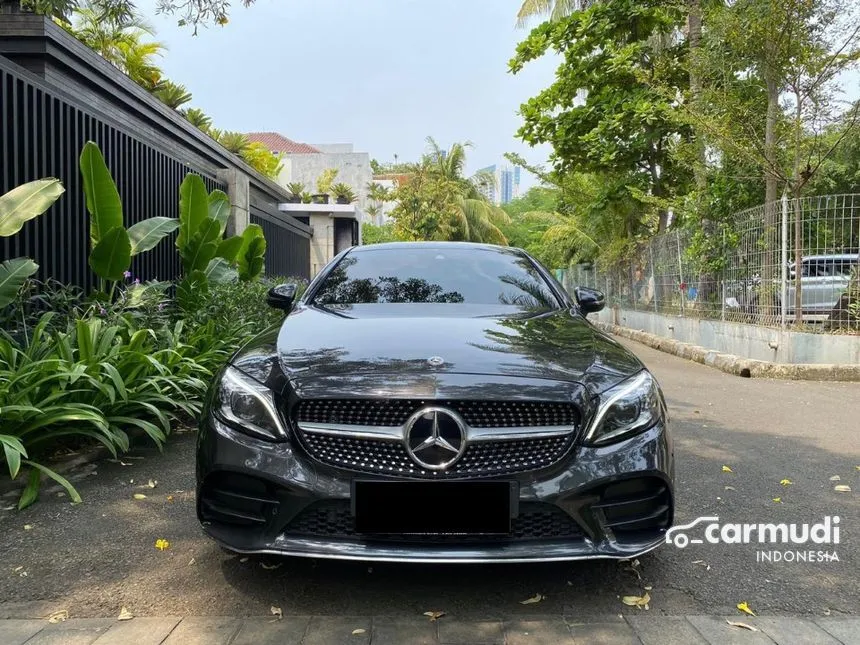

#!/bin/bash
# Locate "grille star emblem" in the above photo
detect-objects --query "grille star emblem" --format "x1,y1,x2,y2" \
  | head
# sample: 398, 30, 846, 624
404, 407, 467, 471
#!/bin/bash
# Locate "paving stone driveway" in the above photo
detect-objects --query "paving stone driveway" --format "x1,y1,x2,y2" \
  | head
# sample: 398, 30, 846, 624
3, 614, 860, 645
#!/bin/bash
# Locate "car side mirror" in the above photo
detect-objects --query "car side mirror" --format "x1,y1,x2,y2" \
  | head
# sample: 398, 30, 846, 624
574, 287, 605, 314
267, 283, 297, 311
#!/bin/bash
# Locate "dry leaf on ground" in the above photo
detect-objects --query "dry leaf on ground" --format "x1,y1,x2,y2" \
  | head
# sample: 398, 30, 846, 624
780, 479, 792, 486
726, 620, 758, 631
722, 465, 733, 473
46, 610, 68, 623
834, 485, 851, 492
23, 524, 33, 530
352, 628, 366, 635
117, 607, 134, 621
148, 479, 157, 488
621, 592, 651, 610
829, 475, 841, 481
423, 611, 445, 621
133, 494, 147, 500
737, 601, 756, 616
772, 498, 782, 503
520, 594, 546, 605
270, 606, 282, 620
154, 539, 170, 551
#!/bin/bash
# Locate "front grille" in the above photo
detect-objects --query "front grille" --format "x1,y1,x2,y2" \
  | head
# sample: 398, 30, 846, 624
297, 399, 578, 428
199, 472, 279, 527
294, 398, 579, 478
300, 432, 574, 479
284, 500, 584, 543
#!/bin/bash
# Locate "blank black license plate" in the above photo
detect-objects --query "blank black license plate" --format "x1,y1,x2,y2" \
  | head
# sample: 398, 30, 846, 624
353, 481, 515, 535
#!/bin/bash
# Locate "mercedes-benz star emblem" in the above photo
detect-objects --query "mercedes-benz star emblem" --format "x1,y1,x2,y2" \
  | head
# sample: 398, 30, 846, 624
404, 407, 467, 471
427, 356, 445, 367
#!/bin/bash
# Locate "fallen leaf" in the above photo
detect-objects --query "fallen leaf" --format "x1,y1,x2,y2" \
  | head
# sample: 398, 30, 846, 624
23, 524, 33, 530
352, 628, 366, 635
56, 492, 65, 498
772, 497, 782, 503
117, 607, 134, 621
644, 585, 653, 591
270, 606, 282, 620
188, 558, 196, 566
19, 570, 28, 577
239, 557, 249, 563
133, 494, 147, 500
722, 465, 733, 473
724, 486, 736, 491
855, 466, 860, 471
567, 580, 573, 586
520, 594, 545, 605
829, 475, 841, 481
834, 485, 851, 493
167, 495, 175, 503
46, 610, 68, 623
154, 539, 170, 551
726, 620, 758, 631
621, 592, 651, 610
694, 410, 700, 414
14, 566, 23, 572
823, 608, 831, 616
780, 479, 792, 486
261, 562, 282, 570
423, 611, 446, 621
148, 479, 157, 489
737, 601, 756, 616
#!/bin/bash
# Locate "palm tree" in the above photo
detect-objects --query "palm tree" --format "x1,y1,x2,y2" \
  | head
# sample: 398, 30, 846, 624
516, 0, 587, 27
154, 81, 192, 109
421, 137, 510, 244
115, 38, 164, 90
182, 107, 212, 132
218, 131, 250, 154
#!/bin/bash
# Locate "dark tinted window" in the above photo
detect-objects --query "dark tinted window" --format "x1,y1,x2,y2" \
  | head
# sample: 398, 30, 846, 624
312, 247, 559, 310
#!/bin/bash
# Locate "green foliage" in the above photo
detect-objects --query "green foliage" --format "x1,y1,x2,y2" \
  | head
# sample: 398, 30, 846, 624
80, 142, 177, 284
390, 138, 509, 244
510, 0, 690, 233
286, 182, 306, 198
218, 131, 250, 155
361, 223, 400, 245
0, 179, 65, 238
0, 179, 65, 308
316, 168, 339, 195
182, 107, 212, 132
330, 182, 357, 203
236, 224, 266, 281
154, 80, 193, 109
240, 142, 283, 179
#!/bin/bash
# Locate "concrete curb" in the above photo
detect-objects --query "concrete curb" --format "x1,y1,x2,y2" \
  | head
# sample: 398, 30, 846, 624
594, 322, 860, 382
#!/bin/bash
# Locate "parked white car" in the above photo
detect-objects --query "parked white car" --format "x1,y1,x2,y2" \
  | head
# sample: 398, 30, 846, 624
784, 253, 859, 319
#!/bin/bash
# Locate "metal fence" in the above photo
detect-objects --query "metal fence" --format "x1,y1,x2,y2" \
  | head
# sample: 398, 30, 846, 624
1, 14, 311, 287
558, 194, 860, 333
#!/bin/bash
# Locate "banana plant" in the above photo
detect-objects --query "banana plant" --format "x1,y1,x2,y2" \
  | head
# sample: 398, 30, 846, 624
237, 224, 267, 281
0, 179, 65, 308
176, 173, 250, 287
79, 141, 179, 286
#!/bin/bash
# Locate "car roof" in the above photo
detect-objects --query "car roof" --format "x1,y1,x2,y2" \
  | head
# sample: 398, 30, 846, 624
799, 254, 859, 261
351, 241, 519, 253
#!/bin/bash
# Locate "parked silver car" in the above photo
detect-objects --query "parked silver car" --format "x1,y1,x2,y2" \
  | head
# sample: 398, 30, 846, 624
785, 254, 859, 318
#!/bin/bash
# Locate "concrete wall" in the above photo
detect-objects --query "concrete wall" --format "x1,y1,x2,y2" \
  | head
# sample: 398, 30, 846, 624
277, 151, 372, 211
308, 213, 335, 278
593, 307, 860, 365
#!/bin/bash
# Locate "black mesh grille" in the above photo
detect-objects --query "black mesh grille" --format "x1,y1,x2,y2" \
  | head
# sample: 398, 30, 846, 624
285, 500, 584, 542
300, 432, 574, 479
297, 399, 578, 428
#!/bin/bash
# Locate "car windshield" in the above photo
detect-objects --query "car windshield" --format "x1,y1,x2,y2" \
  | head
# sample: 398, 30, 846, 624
311, 247, 560, 311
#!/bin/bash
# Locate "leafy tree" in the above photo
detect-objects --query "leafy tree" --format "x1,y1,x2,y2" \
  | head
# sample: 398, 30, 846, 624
361, 222, 399, 245
239, 142, 283, 179
516, 0, 582, 27
390, 139, 510, 244
510, 0, 691, 233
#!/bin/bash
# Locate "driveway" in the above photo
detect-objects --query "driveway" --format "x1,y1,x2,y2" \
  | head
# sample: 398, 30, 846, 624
1, 339, 857, 622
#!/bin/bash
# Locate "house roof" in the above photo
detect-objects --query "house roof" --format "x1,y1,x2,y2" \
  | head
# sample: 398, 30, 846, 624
245, 132, 321, 154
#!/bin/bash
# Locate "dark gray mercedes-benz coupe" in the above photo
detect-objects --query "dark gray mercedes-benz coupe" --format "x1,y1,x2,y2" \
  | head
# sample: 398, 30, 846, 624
196, 242, 674, 562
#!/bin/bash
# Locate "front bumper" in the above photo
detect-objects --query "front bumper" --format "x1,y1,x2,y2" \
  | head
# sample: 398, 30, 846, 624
196, 417, 674, 563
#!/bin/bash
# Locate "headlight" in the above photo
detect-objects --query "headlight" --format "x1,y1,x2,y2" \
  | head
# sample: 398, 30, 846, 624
584, 371, 664, 445
214, 366, 287, 441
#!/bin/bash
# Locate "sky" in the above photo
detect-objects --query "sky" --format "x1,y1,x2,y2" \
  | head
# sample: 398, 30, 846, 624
137, 0, 558, 190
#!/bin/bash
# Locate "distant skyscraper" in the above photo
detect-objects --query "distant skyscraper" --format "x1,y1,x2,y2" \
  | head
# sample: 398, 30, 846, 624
474, 163, 521, 206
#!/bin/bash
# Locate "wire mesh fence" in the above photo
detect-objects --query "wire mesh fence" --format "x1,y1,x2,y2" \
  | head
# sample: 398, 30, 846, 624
557, 194, 860, 333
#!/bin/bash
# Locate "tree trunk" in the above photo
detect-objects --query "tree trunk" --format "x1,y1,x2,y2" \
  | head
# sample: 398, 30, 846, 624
760, 73, 780, 320
792, 91, 804, 325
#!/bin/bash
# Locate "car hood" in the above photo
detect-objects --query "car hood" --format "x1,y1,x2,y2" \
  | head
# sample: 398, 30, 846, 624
231, 303, 643, 397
